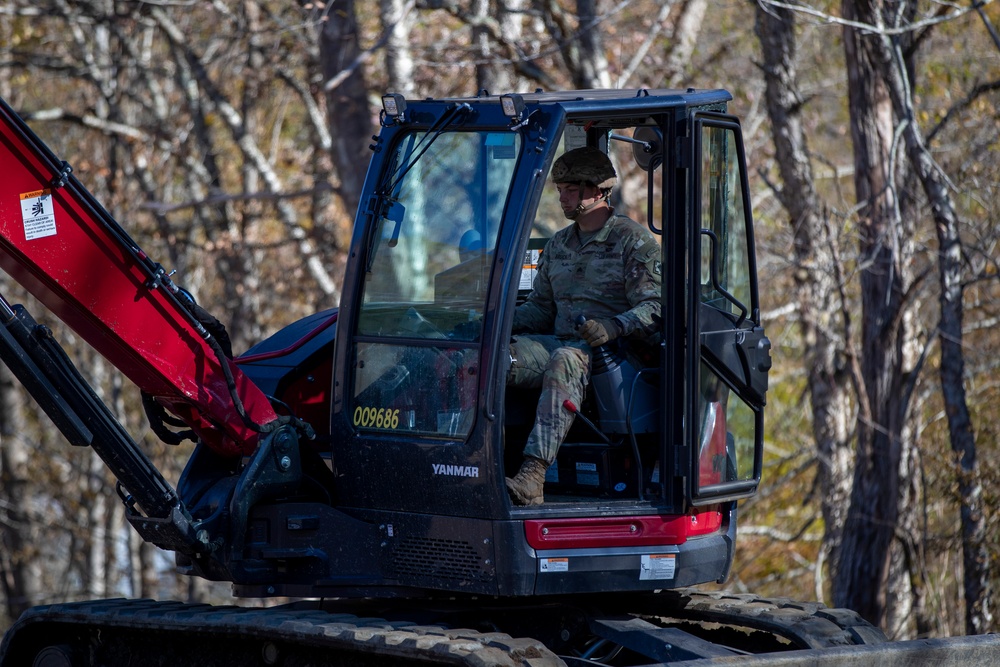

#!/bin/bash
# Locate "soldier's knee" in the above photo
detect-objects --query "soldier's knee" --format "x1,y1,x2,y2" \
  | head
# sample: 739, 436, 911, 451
548, 346, 589, 372
542, 347, 589, 390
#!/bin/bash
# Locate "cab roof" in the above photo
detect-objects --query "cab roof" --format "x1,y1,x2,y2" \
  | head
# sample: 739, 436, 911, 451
391, 88, 733, 130
412, 87, 733, 109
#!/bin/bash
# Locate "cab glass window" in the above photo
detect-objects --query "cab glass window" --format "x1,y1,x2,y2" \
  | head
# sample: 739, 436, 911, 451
699, 126, 751, 317
694, 121, 760, 498
353, 130, 519, 438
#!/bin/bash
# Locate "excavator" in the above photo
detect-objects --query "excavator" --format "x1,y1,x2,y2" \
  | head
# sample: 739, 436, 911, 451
0, 88, 997, 666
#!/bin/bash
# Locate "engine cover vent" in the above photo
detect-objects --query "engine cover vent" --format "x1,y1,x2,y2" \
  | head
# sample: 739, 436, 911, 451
389, 537, 488, 581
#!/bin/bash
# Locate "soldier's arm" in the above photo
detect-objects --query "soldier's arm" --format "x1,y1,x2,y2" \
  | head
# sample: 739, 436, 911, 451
615, 234, 662, 336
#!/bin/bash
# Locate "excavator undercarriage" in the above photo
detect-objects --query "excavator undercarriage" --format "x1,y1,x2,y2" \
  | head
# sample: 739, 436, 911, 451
3, 590, 888, 666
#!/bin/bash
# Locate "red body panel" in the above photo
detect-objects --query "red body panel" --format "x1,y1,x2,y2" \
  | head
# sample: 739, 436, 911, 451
0, 103, 276, 456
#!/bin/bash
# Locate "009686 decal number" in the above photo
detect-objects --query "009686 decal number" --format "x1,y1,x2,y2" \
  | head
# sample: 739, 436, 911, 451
354, 406, 400, 429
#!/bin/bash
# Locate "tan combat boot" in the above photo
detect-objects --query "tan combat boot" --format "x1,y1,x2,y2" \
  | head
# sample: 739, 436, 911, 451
506, 457, 549, 506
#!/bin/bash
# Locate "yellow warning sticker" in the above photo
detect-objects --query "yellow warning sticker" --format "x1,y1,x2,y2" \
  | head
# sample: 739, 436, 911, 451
20, 189, 56, 240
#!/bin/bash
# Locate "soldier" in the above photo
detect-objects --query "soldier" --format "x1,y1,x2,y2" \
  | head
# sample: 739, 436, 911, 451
506, 146, 662, 505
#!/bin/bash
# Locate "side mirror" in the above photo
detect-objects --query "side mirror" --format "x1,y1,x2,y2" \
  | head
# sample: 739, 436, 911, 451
632, 126, 663, 172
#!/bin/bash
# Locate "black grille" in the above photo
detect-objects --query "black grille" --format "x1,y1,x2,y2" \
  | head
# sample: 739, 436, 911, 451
389, 537, 487, 580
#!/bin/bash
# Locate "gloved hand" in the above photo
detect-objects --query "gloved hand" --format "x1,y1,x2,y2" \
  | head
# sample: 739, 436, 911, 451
578, 318, 621, 347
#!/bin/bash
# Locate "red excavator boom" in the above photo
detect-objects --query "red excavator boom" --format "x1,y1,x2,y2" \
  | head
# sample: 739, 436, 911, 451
0, 97, 275, 456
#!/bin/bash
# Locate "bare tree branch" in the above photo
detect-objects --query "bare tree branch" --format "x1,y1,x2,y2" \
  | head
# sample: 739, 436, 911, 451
758, 0, 991, 36
152, 6, 338, 297
141, 183, 334, 215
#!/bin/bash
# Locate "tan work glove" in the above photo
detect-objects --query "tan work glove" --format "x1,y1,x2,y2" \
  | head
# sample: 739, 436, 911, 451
578, 318, 622, 347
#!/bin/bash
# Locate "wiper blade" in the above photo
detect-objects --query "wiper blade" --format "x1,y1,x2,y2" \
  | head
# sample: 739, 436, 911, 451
365, 102, 473, 274
365, 198, 405, 273
382, 102, 472, 195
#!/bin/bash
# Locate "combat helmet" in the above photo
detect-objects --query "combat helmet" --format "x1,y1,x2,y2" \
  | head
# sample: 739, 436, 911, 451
550, 147, 617, 190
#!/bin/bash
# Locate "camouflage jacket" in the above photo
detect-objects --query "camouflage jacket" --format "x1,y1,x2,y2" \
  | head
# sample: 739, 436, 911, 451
513, 213, 662, 340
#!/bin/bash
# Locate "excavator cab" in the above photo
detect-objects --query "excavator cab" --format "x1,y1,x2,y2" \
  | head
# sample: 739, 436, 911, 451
232, 89, 770, 598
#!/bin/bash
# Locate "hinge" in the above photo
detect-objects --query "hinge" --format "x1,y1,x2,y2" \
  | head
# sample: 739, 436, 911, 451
51, 160, 73, 189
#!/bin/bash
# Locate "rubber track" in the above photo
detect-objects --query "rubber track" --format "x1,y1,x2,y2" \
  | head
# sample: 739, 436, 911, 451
3, 598, 566, 667
650, 588, 889, 649
4, 593, 888, 666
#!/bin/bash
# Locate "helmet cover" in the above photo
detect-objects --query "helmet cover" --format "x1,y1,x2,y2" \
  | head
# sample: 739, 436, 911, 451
550, 146, 617, 190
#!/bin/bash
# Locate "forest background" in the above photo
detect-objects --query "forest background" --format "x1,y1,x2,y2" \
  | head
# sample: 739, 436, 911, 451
0, 0, 998, 642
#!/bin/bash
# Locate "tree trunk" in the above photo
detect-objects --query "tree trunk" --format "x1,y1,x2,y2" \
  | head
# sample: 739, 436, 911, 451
754, 1, 856, 589
834, 0, 908, 630
861, 2, 992, 634
221, 0, 266, 349
665, 0, 708, 88
0, 361, 37, 622
472, 0, 514, 94
574, 0, 610, 88
381, 0, 416, 97
497, 0, 528, 91
535, 0, 611, 89
320, 0, 373, 223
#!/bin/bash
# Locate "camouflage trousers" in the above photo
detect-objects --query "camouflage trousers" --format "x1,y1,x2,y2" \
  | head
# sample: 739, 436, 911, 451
508, 334, 591, 464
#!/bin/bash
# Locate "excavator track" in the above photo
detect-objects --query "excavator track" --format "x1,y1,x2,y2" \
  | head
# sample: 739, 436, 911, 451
1, 598, 564, 667
647, 588, 889, 648
549, 588, 887, 662
1, 591, 883, 667
7, 592, 1000, 666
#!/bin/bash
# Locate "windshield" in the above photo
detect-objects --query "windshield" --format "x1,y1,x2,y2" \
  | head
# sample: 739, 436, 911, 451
352, 129, 520, 438
361, 130, 518, 326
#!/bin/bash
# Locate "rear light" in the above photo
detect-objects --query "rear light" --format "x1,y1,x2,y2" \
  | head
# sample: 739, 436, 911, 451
524, 508, 723, 550
687, 508, 723, 536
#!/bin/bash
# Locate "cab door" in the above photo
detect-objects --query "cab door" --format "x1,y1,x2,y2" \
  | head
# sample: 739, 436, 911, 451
333, 125, 523, 517
689, 113, 770, 504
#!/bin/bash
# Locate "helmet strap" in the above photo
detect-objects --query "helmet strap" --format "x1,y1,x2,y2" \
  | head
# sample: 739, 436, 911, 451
573, 198, 604, 218
561, 182, 612, 220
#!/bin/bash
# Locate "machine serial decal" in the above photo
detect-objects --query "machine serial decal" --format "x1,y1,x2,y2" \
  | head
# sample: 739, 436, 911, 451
353, 406, 400, 429
432, 464, 479, 477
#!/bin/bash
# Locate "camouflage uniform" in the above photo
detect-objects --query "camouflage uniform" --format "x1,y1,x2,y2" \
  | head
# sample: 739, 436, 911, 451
510, 213, 662, 464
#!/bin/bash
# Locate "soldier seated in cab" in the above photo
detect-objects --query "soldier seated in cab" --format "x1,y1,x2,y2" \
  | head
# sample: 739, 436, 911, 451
506, 147, 662, 505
